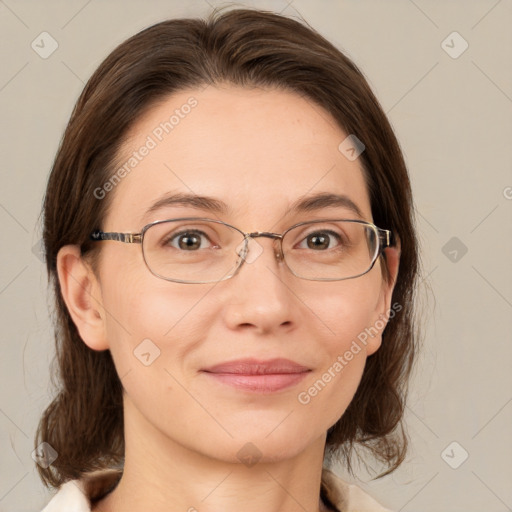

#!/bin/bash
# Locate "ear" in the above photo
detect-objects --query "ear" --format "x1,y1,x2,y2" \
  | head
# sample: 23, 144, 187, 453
56, 245, 109, 351
366, 245, 401, 356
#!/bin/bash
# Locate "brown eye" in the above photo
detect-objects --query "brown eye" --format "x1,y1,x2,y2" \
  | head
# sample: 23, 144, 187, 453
300, 231, 342, 250
307, 233, 329, 250
166, 230, 210, 250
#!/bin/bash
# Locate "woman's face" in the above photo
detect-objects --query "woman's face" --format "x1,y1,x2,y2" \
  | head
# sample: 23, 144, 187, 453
75, 85, 398, 463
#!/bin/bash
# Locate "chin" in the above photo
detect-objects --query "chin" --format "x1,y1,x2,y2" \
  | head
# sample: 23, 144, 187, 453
197, 429, 316, 465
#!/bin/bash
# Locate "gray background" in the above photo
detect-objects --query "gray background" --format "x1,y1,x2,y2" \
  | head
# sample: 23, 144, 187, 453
1, 0, 511, 510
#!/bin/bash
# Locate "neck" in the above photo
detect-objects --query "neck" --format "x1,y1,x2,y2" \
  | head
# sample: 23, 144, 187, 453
94, 395, 331, 512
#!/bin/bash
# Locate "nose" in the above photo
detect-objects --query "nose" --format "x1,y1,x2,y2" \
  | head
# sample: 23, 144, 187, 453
220, 236, 295, 334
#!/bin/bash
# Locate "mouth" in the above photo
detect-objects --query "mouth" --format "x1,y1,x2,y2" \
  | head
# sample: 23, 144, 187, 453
201, 358, 311, 393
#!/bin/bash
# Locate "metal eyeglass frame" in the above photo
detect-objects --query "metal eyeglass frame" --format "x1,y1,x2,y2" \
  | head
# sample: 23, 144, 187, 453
89, 217, 395, 284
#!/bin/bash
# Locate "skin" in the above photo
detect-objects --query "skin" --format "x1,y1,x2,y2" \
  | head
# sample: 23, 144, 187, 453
57, 85, 399, 512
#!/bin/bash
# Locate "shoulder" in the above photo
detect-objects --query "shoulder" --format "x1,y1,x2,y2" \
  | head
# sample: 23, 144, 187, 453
40, 479, 89, 512
321, 467, 394, 512
40, 469, 122, 512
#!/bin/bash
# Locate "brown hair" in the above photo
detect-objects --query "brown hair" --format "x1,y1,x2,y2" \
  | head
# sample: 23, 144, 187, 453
36, 6, 419, 487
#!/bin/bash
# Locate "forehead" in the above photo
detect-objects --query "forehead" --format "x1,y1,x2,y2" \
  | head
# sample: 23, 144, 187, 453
105, 85, 371, 229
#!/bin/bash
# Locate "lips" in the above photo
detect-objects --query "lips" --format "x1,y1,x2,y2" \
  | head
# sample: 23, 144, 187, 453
202, 357, 311, 375
201, 358, 312, 393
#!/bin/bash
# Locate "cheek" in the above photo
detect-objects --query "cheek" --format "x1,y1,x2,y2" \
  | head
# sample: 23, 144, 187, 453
100, 265, 220, 378
99, 276, 222, 431
293, 276, 383, 425
297, 353, 366, 430
305, 274, 382, 352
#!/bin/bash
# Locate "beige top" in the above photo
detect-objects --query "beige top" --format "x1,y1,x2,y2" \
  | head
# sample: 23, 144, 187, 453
41, 467, 393, 512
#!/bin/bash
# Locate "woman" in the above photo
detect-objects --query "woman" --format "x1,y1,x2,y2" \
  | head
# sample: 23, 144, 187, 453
36, 7, 419, 512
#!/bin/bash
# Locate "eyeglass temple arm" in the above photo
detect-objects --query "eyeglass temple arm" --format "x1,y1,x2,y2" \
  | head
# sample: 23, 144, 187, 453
377, 228, 395, 250
90, 230, 142, 244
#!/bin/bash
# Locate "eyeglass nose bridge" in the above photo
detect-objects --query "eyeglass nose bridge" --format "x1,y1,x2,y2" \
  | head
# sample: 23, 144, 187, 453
242, 231, 285, 263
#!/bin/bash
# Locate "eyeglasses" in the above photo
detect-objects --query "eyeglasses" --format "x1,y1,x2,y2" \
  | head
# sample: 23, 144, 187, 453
90, 218, 394, 284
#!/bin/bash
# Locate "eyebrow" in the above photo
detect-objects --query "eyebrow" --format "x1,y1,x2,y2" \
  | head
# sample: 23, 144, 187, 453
288, 192, 364, 219
141, 191, 364, 223
142, 192, 229, 223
